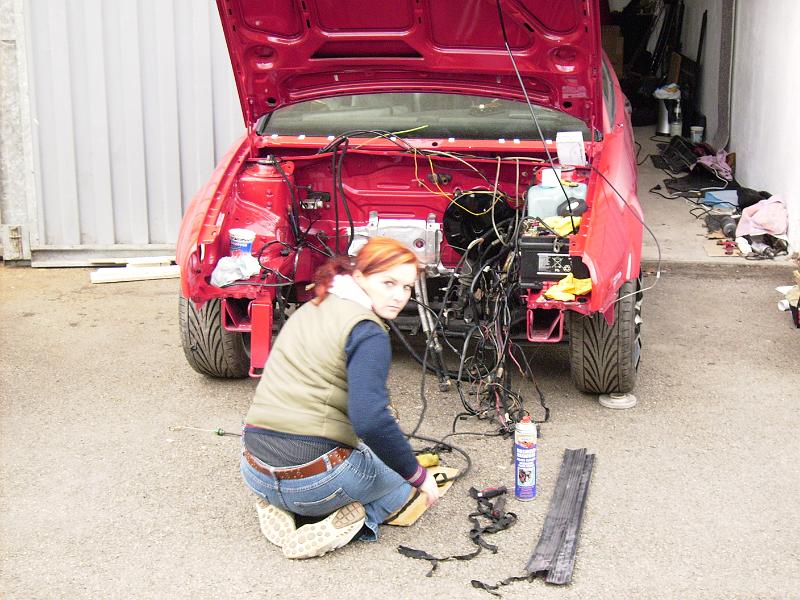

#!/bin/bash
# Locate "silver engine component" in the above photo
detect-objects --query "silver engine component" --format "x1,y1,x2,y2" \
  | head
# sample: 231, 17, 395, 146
349, 211, 442, 268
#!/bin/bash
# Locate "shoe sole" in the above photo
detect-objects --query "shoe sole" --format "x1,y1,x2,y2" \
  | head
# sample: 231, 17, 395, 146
282, 502, 366, 560
255, 499, 296, 548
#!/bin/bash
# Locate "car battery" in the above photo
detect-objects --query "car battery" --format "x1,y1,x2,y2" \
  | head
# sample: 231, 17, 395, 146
519, 234, 589, 287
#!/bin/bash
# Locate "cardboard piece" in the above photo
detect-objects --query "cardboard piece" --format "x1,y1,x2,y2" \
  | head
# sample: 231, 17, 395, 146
601, 25, 624, 76
384, 466, 459, 527
667, 52, 682, 85
90, 264, 181, 283
703, 239, 740, 257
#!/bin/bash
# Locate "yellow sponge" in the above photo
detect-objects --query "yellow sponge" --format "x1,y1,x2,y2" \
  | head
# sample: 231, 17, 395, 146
416, 453, 440, 468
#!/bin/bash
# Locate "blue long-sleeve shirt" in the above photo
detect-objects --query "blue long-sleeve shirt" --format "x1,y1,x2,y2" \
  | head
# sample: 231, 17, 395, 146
345, 320, 422, 482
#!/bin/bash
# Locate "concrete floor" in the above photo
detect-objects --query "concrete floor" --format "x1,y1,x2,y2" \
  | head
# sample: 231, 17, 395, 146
1, 129, 799, 599
635, 127, 795, 268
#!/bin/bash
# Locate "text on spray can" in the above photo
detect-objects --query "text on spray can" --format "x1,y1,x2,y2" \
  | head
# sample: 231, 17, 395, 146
514, 416, 537, 501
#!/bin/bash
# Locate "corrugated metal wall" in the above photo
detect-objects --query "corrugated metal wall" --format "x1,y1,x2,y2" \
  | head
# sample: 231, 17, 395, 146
24, 0, 242, 262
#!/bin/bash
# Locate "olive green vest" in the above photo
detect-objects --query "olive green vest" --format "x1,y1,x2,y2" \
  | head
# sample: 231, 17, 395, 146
246, 294, 386, 447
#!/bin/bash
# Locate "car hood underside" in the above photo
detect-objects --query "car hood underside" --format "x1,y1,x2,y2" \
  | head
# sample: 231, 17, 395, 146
217, 0, 604, 132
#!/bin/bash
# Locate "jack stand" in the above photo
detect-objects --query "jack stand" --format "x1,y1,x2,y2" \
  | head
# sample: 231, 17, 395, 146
414, 275, 451, 391
598, 393, 637, 409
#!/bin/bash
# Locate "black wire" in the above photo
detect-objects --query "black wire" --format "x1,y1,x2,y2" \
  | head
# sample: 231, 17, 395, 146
303, 239, 334, 258
414, 316, 458, 358
408, 242, 478, 437
649, 186, 681, 200
387, 320, 466, 380
407, 297, 462, 355
317, 129, 415, 154
442, 430, 505, 442
508, 343, 550, 424
406, 432, 472, 481
272, 160, 303, 242
259, 266, 293, 283
330, 144, 341, 254
495, 0, 576, 233
314, 232, 335, 257
334, 138, 356, 254
455, 325, 485, 416
254, 239, 294, 262
591, 164, 663, 299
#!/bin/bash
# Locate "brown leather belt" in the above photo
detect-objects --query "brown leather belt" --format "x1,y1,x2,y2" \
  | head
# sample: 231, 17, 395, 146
243, 447, 352, 481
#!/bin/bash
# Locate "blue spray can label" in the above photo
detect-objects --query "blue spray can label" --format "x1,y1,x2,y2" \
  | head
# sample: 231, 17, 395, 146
514, 416, 537, 501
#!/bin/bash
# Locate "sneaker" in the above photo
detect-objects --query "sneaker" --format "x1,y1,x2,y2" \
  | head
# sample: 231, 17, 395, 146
282, 502, 366, 559
255, 498, 296, 548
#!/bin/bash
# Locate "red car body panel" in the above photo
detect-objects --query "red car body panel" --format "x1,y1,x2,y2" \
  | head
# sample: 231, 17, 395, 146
217, 0, 603, 132
579, 62, 641, 315
177, 134, 250, 299
177, 0, 642, 375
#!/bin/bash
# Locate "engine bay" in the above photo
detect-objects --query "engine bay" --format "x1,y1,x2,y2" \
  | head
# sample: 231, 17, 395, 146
181, 134, 612, 386
195, 141, 594, 291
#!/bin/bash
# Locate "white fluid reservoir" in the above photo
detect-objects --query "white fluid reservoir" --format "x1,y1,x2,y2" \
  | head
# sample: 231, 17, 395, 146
540, 167, 561, 187
526, 183, 587, 219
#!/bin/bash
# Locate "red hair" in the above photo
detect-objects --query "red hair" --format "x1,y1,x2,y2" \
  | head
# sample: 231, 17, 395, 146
312, 237, 419, 303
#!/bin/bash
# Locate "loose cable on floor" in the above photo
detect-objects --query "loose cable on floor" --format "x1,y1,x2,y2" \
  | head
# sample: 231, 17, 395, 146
169, 425, 241, 437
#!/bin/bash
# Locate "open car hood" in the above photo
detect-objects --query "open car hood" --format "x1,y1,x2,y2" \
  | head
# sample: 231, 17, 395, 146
217, 0, 604, 134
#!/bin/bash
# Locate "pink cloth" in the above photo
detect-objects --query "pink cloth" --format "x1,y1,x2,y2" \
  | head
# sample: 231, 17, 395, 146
696, 150, 733, 180
736, 196, 788, 237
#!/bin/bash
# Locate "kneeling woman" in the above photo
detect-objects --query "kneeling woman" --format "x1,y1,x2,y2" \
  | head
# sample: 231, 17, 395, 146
240, 237, 440, 559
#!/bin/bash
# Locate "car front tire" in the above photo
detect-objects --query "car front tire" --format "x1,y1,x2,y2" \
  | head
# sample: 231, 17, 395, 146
179, 296, 250, 378
568, 277, 642, 394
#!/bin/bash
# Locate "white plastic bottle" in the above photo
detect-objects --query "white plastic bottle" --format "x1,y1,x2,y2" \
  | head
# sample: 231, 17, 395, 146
670, 102, 683, 137
514, 416, 537, 501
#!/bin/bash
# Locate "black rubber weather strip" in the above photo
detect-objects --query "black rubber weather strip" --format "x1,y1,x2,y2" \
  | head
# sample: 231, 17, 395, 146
526, 448, 586, 574
525, 448, 595, 585
545, 453, 595, 585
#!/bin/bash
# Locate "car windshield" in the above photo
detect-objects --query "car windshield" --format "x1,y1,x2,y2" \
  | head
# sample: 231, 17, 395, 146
259, 92, 590, 141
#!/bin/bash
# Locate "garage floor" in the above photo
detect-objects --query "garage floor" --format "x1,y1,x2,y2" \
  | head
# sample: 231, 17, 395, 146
1, 131, 799, 599
635, 127, 795, 268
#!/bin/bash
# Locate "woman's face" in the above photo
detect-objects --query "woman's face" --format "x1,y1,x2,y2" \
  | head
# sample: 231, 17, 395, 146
354, 262, 418, 320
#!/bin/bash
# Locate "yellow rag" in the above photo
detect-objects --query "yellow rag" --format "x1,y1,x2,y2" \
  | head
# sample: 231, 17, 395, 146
542, 216, 582, 237
543, 273, 593, 301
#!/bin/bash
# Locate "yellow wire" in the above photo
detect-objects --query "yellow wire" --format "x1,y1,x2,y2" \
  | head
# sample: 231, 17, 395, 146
427, 154, 449, 197
411, 148, 507, 217
384, 143, 547, 218
352, 125, 430, 149
412, 148, 451, 199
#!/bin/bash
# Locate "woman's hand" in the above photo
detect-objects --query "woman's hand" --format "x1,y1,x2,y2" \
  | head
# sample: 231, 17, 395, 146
418, 470, 441, 506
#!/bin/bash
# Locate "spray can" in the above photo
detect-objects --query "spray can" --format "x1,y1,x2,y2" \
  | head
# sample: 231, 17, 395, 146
514, 416, 537, 500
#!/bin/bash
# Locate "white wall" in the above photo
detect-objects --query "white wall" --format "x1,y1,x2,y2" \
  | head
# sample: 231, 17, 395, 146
730, 0, 800, 252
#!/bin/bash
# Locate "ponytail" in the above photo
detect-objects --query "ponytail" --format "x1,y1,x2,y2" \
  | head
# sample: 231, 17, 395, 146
311, 256, 354, 303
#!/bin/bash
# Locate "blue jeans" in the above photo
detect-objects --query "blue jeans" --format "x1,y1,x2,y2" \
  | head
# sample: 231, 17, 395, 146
241, 442, 412, 541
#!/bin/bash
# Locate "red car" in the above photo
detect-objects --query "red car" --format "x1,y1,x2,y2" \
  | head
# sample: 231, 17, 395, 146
177, 0, 643, 395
